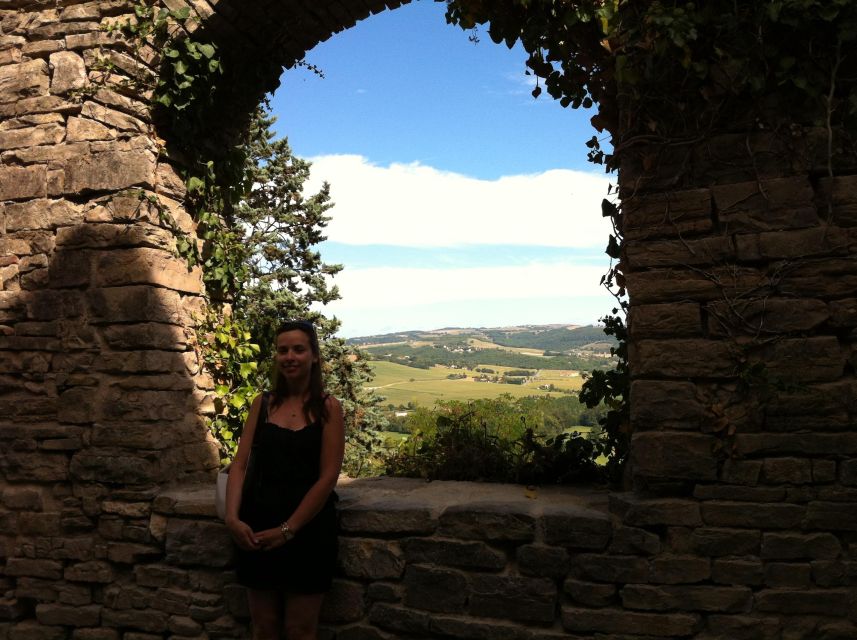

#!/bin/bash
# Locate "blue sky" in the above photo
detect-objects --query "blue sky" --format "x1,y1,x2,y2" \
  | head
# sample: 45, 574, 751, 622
269, 0, 615, 337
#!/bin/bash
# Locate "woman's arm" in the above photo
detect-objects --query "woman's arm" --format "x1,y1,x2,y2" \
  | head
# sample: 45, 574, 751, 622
254, 396, 345, 550
224, 394, 264, 551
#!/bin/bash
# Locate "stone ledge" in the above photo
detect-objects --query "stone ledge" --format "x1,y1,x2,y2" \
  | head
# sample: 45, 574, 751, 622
155, 476, 611, 526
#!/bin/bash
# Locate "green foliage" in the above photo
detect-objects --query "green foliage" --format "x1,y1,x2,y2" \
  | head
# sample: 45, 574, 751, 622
384, 397, 604, 484
119, 3, 385, 467
365, 342, 609, 371
484, 325, 617, 351
196, 312, 260, 460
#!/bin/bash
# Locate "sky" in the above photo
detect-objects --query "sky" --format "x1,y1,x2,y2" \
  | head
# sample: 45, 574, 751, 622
269, 0, 616, 338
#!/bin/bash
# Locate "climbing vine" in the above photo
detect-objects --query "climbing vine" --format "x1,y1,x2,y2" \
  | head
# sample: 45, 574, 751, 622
445, 0, 857, 480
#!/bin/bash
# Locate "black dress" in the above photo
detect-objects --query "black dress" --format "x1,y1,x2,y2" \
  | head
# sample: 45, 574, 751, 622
236, 395, 338, 593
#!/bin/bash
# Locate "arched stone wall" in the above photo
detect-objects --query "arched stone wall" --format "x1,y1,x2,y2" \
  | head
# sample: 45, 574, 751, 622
2, 1, 856, 638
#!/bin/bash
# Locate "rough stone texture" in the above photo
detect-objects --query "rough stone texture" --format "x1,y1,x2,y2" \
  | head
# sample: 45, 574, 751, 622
3, 2, 856, 639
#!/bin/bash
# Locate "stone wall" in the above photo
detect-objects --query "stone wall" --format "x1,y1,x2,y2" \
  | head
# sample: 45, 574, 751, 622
2, 1, 857, 639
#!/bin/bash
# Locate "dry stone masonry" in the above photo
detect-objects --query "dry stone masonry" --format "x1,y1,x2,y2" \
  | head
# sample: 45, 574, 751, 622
2, 1, 856, 639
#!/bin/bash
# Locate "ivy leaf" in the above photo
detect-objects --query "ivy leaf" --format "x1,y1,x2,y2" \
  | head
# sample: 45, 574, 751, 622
186, 176, 205, 194
601, 198, 618, 217
605, 234, 621, 259
198, 43, 216, 59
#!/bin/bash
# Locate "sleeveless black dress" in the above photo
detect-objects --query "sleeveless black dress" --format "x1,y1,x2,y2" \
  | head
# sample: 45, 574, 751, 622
235, 395, 338, 593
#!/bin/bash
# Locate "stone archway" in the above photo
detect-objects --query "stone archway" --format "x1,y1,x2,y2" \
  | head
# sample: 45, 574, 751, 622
2, 1, 856, 638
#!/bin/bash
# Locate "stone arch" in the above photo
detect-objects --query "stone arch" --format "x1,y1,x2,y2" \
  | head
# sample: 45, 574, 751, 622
2, 1, 856, 638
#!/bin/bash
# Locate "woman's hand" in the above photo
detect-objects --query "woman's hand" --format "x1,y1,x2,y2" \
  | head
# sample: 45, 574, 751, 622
226, 518, 260, 551
254, 526, 290, 551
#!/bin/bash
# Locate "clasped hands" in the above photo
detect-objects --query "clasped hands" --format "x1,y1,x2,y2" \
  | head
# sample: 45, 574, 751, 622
226, 518, 290, 551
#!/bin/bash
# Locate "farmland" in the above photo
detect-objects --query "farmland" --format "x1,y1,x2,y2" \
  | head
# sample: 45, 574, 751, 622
368, 360, 584, 408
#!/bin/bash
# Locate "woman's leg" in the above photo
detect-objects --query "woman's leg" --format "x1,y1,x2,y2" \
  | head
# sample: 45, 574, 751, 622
282, 592, 325, 640
247, 588, 282, 640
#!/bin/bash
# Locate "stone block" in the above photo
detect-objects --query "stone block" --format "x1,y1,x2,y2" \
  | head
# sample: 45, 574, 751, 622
630, 339, 736, 378
49, 51, 87, 94
626, 266, 767, 305
609, 525, 661, 555
0, 451, 68, 482
516, 544, 569, 579
829, 298, 857, 327
2, 486, 44, 510
8, 621, 66, 640
101, 608, 169, 633
778, 258, 857, 298
35, 604, 101, 627
809, 459, 836, 484
365, 582, 400, 604
805, 501, 857, 531
438, 503, 535, 542
70, 449, 163, 484
562, 577, 616, 607
711, 559, 765, 590
167, 615, 203, 636
403, 565, 467, 613
0, 59, 49, 104
737, 433, 857, 458
701, 502, 804, 529
368, 603, 431, 635
631, 432, 718, 481
106, 542, 161, 564
0, 165, 47, 200
626, 236, 734, 270
620, 584, 752, 613
0, 123, 65, 151
87, 286, 185, 325
55, 222, 174, 251
64, 149, 155, 194
698, 614, 782, 640
570, 553, 649, 583
561, 606, 702, 636
428, 615, 533, 640
64, 561, 112, 584
628, 302, 702, 339
761, 532, 842, 560
611, 494, 703, 527
707, 297, 829, 336
818, 175, 857, 226
134, 564, 189, 589
763, 562, 812, 587
6, 558, 62, 581
649, 555, 711, 584
401, 537, 505, 571
712, 177, 817, 232
164, 519, 233, 568
630, 380, 707, 431
67, 116, 114, 142
469, 575, 556, 623
691, 528, 760, 557
338, 538, 404, 580
720, 460, 762, 485
541, 505, 611, 549
840, 459, 857, 486
18, 512, 61, 536
749, 336, 845, 383
622, 188, 712, 240
760, 457, 813, 484
94, 247, 202, 293
755, 588, 851, 616
102, 323, 189, 351
80, 102, 146, 133
320, 580, 364, 624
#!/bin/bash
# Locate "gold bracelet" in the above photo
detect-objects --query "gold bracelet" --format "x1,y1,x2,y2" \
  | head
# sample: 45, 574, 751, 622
280, 521, 294, 542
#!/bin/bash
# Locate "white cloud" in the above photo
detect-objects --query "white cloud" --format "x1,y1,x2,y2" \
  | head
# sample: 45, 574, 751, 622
304, 155, 613, 248
328, 262, 607, 309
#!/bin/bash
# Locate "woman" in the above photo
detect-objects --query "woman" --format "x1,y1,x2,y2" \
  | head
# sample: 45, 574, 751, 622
225, 320, 345, 640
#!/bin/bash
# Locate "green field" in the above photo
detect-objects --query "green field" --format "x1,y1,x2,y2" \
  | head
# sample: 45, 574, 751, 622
368, 361, 584, 408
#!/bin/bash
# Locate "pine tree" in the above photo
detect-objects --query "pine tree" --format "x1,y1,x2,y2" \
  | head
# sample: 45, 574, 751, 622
222, 103, 387, 474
